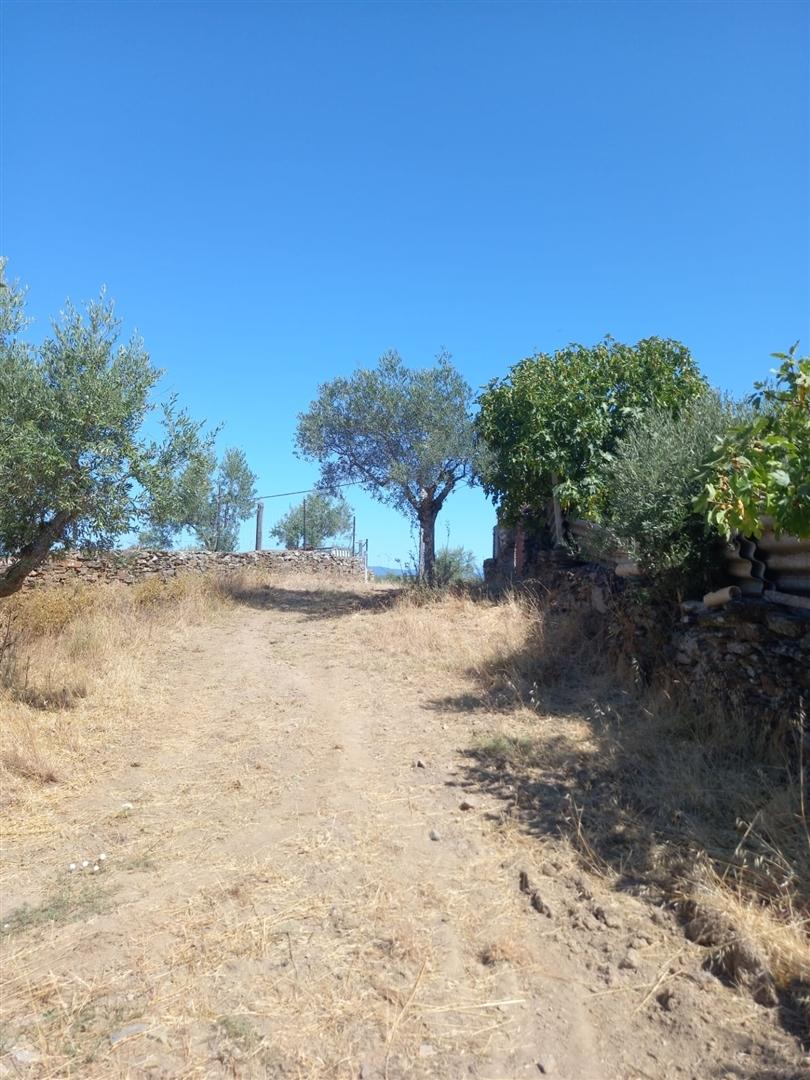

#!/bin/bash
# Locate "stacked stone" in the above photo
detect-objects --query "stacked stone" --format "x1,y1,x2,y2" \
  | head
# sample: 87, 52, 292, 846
488, 550, 809, 744
673, 599, 810, 727
7, 548, 368, 589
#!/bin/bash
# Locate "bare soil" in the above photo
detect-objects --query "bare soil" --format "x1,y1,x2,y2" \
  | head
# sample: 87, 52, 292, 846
1, 579, 807, 1079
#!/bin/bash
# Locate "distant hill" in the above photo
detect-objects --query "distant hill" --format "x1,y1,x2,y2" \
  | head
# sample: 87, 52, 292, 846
369, 565, 405, 579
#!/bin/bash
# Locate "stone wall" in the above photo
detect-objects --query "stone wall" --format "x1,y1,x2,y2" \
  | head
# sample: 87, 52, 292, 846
7, 548, 368, 589
513, 553, 809, 742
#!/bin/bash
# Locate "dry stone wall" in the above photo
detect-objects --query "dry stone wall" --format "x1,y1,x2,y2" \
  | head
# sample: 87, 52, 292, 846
8, 548, 368, 589
508, 552, 809, 747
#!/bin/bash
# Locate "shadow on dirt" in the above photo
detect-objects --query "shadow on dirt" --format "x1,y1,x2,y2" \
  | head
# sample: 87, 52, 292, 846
432, 614, 810, 1052
223, 582, 401, 620
448, 696, 671, 896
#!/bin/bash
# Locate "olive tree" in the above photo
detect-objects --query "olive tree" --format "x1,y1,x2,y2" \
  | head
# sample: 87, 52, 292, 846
192, 448, 258, 551
270, 492, 353, 550
0, 265, 216, 595
296, 351, 476, 583
599, 392, 740, 597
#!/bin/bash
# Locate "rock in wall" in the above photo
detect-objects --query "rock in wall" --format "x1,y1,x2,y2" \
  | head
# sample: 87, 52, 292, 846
516, 552, 809, 748
5, 548, 369, 589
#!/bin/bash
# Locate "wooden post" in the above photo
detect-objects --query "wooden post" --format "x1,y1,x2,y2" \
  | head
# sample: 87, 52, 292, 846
550, 472, 564, 548
255, 501, 264, 551
351, 515, 356, 557
302, 496, 307, 550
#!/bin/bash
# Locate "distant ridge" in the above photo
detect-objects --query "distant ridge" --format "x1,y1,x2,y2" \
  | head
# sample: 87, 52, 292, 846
369, 565, 404, 578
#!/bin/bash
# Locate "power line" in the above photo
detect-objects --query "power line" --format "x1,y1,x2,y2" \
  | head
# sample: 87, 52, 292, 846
255, 482, 358, 501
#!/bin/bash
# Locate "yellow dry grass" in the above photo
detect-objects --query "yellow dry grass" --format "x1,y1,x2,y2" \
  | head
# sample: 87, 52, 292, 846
0, 572, 241, 830
360, 587, 542, 683
1, 569, 808, 1073
363, 584, 810, 999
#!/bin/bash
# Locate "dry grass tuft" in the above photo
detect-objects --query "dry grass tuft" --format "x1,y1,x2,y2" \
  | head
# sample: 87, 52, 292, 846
5, 583, 98, 638
477, 939, 529, 967
1, 744, 59, 785
681, 867, 810, 990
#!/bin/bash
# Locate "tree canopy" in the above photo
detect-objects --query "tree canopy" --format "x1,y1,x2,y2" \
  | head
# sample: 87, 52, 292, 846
270, 492, 353, 550
476, 337, 707, 523
296, 351, 476, 582
0, 264, 216, 594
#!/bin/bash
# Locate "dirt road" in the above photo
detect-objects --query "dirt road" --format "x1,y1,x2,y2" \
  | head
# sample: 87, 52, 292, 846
0, 579, 804, 1078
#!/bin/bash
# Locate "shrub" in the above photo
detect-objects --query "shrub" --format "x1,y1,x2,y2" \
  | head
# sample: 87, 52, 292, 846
433, 545, 480, 587
698, 346, 810, 539
597, 391, 739, 598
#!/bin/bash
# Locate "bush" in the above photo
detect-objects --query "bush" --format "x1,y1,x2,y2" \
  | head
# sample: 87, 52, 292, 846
433, 546, 480, 587
597, 392, 739, 598
698, 347, 810, 539
6, 585, 97, 638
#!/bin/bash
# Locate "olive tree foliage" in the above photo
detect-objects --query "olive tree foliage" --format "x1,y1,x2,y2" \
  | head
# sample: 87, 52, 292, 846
270, 492, 353, 550
0, 264, 216, 594
596, 392, 740, 598
295, 351, 477, 583
476, 337, 707, 523
192, 448, 258, 552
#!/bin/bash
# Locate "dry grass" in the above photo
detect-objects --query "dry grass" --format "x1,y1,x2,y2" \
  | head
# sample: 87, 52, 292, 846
365, 585, 810, 1012
0, 571, 250, 825
2, 570, 809, 1070
360, 587, 544, 686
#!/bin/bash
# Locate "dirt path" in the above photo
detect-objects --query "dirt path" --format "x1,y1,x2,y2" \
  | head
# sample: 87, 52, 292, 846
1, 581, 805, 1078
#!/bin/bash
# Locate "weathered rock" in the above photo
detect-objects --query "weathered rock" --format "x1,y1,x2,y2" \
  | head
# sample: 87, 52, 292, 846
593, 905, 622, 930
765, 611, 806, 638
9, 1048, 40, 1065
619, 949, 641, 971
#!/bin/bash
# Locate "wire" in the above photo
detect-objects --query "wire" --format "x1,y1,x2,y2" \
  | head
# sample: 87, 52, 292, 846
255, 482, 358, 501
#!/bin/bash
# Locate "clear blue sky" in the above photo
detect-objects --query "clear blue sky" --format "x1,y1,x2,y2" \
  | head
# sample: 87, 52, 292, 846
2, 0, 808, 567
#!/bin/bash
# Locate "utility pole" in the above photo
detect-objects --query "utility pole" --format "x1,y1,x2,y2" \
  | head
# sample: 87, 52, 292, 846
351, 515, 356, 557
255, 501, 264, 551
302, 496, 307, 550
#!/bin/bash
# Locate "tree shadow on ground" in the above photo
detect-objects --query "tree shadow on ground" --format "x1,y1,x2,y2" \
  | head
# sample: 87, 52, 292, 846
222, 582, 402, 620
223, 578, 498, 622
430, 614, 810, 1051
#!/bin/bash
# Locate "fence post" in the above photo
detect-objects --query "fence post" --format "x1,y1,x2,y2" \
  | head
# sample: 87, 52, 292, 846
302, 496, 307, 550
255, 501, 264, 551
550, 472, 564, 547
351, 515, 356, 557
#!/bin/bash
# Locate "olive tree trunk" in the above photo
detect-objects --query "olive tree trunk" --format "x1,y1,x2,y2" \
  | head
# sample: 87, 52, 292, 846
0, 510, 74, 598
417, 501, 438, 585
